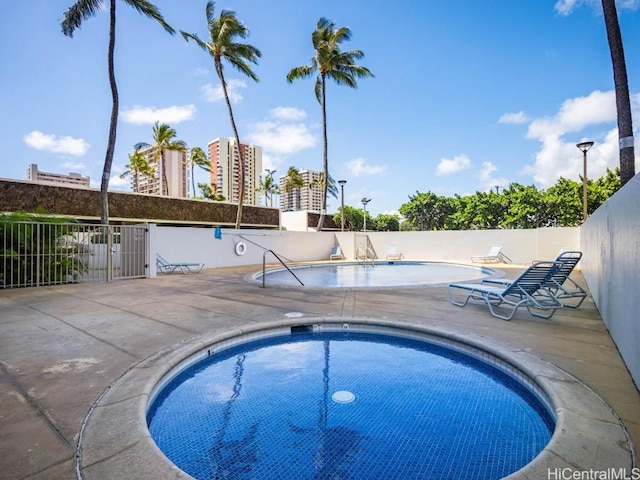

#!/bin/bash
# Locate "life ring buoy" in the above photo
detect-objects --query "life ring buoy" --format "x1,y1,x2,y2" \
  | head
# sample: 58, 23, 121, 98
235, 241, 247, 256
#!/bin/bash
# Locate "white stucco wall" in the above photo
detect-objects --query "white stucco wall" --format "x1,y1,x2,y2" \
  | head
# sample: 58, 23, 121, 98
335, 228, 579, 264
580, 173, 640, 387
152, 226, 337, 273
150, 225, 579, 275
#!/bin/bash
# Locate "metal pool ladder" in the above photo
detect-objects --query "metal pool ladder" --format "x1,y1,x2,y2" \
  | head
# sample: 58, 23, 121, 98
262, 250, 304, 287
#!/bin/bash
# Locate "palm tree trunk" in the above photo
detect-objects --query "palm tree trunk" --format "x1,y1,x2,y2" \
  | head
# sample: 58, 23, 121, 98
161, 149, 168, 195
602, 0, 635, 185
316, 75, 329, 231
191, 164, 196, 198
218, 66, 245, 229
101, 0, 119, 225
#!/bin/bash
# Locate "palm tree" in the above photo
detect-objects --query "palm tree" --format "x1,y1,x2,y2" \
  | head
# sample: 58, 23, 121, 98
282, 166, 305, 210
181, 1, 261, 228
310, 173, 338, 204
135, 122, 187, 196
266, 175, 279, 207
61, 0, 175, 224
187, 146, 210, 198
287, 18, 373, 230
198, 182, 226, 201
119, 147, 154, 190
256, 174, 278, 206
601, 0, 635, 185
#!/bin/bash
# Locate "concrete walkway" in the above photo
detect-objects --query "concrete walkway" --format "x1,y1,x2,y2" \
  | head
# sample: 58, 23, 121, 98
1, 265, 638, 479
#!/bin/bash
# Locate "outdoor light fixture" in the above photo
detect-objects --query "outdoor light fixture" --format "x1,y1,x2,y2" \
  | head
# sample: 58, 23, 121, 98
338, 180, 347, 232
361, 197, 371, 232
576, 141, 594, 222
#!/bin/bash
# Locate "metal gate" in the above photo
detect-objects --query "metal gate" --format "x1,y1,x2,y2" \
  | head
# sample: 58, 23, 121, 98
1, 222, 147, 288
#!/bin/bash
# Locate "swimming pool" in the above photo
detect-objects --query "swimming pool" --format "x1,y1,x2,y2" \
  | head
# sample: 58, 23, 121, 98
253, 261, 496, 288
147, 325, 554, 479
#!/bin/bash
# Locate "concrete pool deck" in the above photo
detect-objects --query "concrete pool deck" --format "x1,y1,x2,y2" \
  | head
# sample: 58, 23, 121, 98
1, 264, 638, 479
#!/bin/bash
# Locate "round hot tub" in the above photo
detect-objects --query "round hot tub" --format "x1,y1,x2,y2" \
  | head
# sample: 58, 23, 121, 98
147, 324, 554, 479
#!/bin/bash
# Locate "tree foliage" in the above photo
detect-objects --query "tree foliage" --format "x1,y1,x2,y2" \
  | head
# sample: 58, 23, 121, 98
61, 0, 175, 224
287, 17, 373, 230
0, 210, 87, 287
398, 169, 621, 231
181, 1, 261, 228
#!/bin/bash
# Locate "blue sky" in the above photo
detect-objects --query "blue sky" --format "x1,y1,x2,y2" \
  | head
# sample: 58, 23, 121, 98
1, 0, 639, 216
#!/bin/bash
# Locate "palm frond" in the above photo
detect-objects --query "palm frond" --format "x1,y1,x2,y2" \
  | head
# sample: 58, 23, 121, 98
61, 0, 104, 37
121, 0, 175, 34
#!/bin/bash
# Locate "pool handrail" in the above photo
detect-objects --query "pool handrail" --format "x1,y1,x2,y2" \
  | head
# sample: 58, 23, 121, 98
262, 250, 304, 288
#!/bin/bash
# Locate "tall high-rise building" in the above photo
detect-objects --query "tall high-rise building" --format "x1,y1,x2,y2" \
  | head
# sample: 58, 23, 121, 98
27, 164, 90, 188
208, 138, 262, 205
130, 147, 188, 198
279, 168, 323, 212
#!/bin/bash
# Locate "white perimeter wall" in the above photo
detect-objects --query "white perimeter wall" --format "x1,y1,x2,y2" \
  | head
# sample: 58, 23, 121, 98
580, 173, 640, 387
150, 225, 579, 274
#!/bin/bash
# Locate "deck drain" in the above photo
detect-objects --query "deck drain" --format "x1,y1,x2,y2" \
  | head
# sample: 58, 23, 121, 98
285, 312, 303, 318
332, 390, 356, 404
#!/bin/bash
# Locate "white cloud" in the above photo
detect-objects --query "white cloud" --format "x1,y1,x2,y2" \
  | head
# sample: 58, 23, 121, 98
526, 90, 616, 140
109, 175, 129, 188
498, 111, 530, 124
479, 162, 509, 191
436, 154, 471, 176
247, 121, 316, 155
345, 157, 387, 177
555, 0, 639, 15
201, 79, 246, 103
554, 0, 582, 15
523, 90, 639, 187
121, 104, 196, 124
23, 131, 89, 157
271, 106, 307, 121
60, 161, 87, 172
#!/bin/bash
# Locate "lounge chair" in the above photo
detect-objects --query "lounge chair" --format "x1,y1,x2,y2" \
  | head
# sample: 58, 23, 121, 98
471, 246, 510, 264
329, 246, 344, 260
386, 245, 404, 261
156, 254, 204, 274
482, 250, 587, 308
448, 261, 564, 320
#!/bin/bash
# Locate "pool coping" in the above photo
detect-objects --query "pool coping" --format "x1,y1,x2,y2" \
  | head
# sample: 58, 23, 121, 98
246, 260, 504, 290
76, 318, 634, 480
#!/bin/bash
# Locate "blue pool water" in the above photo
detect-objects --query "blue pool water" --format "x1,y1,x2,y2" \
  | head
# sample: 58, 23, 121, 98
147, 331, 554, 480
256, 261, 494, 287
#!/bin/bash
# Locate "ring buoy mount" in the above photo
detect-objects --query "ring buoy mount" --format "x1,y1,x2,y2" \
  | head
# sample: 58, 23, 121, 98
235, 241, 246, 256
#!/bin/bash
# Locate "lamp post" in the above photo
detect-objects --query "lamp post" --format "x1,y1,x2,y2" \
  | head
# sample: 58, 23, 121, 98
576, 141, 594, 221
265, 169, 276, 207
338, 180, 347, 232
361, 197, 371, 232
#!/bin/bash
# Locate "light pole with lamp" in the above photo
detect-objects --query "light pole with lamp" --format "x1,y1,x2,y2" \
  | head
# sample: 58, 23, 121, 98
265, 169, 276, 207
361, 197, 371, 232
338, 180, 347, 232
576, 141, 594, 221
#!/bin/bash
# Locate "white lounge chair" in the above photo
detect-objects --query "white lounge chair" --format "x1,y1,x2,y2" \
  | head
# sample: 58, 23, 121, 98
329, 246, 344, 260
386, 245, 404, 261
448, 261, 564, 320
483, 250, 586, 308
471, 246, 510, 264
156, 254, 204, 274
